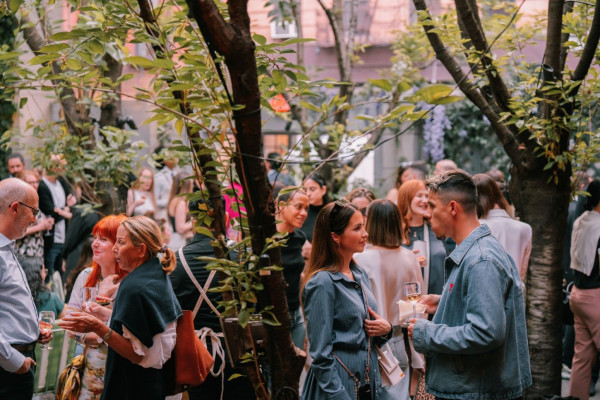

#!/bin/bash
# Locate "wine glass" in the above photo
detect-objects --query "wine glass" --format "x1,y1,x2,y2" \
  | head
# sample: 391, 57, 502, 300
39, 311, 55, 350
404, 282, 422, 320
82, 287, 98, 310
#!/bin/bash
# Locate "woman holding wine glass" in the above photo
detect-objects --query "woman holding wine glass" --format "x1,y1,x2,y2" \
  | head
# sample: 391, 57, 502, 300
354, 200, 424, 400
126, 167, 157, 218
59, 216, 182, 400
397, 180, 447, 297
66, 214, 127, 400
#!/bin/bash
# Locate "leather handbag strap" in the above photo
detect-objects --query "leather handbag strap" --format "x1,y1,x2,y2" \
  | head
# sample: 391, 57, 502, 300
178, 247, 219, 318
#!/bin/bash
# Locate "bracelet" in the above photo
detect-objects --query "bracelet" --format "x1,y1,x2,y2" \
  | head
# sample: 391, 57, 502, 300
102, 328, 113, 342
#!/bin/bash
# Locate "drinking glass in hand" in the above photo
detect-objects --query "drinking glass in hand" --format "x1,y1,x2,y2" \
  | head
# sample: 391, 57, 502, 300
404, 282, 422, 319
82, 287, 98, 310
39, 311, 55, 350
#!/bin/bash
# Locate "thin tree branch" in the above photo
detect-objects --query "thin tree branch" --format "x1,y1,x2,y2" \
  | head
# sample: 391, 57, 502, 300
571, 0, 600, 85
559, 0, 574, 72
454, 0, 512, 112
412, 0, 522, 164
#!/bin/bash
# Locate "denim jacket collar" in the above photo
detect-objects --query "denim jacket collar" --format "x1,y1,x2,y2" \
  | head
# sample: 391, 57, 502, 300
448, 224, 491, 267
330, 260, 364, 282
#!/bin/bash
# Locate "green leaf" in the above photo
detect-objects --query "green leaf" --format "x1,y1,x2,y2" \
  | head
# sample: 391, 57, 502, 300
368, 78, 393, 91
65, 58, 82, 71
253, 34, 267, 45
19, 97, 28, 109
413, 84, 455, 104
238, 311, 250, 328
429, 95, 463, 105
0, 52, 20, 61
29, 54, 59, 65
38, 43, 71, 53
272, 69, 287, 92
9, 0, 21, 13
125, 56, 155, 68
299, 100, 321, 113
281, 38, 316, 46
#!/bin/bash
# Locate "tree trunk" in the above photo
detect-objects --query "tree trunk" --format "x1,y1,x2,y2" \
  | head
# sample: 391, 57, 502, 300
510, 160, 571, 398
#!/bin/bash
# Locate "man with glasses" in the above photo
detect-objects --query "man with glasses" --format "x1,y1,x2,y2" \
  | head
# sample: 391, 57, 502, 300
0, 178, 52, 399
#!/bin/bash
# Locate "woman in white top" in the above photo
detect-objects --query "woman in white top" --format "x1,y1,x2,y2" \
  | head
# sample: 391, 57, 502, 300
473, 173, 532, 282
354, 199, 424, 400
127, 167, 157, 218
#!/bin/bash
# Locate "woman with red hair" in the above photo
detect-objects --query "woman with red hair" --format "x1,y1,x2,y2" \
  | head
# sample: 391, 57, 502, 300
66, 214, 128, 400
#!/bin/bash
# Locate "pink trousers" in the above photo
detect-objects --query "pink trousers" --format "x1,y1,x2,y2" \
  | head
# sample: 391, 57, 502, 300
569, 286, 600, 400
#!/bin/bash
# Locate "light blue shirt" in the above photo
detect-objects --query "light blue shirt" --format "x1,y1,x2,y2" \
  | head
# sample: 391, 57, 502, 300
0, 233, 39, 372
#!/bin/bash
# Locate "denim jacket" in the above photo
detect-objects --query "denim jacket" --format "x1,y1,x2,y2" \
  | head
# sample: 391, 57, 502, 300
413, 224, 532, 400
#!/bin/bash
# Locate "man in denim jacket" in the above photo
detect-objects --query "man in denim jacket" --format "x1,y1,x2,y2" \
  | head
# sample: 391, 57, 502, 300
408, 170, 532, 400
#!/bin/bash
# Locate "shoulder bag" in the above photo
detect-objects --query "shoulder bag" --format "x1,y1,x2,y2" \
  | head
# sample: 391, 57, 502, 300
167, 248, 216, 395
55, 346, 86, 400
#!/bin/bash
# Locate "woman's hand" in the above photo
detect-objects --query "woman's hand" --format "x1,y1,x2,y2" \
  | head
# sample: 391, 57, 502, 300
84, 302, 113, 322
364, 307, 392, 337
58, 311, 104, 334
97, 274, 121, 299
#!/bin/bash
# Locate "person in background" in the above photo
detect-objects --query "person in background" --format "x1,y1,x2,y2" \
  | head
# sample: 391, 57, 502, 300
398, 180, 446, 296
569, 179, 600, 400
0, 178, 52, 399
408, 170, 531, 400
276, 187, 310, 348
6, 153, 25, 178
345, 187, 376, 217
38, 154, 77, 280
266, 152, 295, 186
21, 258, 65, 318
170, 198, 256, 400
14, 170, 54, 269
167, 172, 195, 249
432, 159, 457, 176
300, 174, 330, 261
354, 199, 424, 400
59, 216, 182, 400
154, 152, 180, 223
473, 173, 532, 283
385, 163, 427, 204
301, 199, 391, 399
127, 166, 157, 218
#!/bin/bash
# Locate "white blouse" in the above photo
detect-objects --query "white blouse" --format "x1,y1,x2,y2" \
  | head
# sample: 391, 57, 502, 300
122, 321, 178, 369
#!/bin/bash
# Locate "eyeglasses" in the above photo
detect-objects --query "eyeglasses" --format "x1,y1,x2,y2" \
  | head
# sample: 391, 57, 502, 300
9, 201, 40, 218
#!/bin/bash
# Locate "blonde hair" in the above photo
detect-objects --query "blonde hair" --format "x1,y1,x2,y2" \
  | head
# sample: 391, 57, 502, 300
120, 216, 176, 273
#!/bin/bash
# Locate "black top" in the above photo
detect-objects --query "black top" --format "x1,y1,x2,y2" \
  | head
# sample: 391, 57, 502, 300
102, 258, 182, 400
170, 233, 223, 332
38, 176, 71, 247
574, 238, 600, 289
300, 204, 325, 242
402, 224, 447, 295
281, 229, 306, 312
62, 207, 99, 277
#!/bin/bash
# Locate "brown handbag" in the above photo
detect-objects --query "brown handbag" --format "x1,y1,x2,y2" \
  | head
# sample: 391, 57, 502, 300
167, 309, 215, 395
167, 248, 216, 395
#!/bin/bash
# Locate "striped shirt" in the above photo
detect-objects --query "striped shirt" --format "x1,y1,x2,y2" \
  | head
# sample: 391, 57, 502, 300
0, 233, 39, 372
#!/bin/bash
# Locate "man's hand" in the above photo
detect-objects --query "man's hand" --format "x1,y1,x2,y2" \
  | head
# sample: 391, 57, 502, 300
14, 357, 36, 374
419, 294, 440, 314
38, 326, 52, 344
407, 318, 417, 340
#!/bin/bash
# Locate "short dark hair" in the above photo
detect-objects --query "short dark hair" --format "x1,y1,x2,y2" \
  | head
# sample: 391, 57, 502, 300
365, 199, 402, 247
426, 169, 477, 214
267, 152, 282, 170
8, 153, 24, 163
585, 180, 600, 211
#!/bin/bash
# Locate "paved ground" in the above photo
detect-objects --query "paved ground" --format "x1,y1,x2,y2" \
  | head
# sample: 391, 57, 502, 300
562, 374, 600, 399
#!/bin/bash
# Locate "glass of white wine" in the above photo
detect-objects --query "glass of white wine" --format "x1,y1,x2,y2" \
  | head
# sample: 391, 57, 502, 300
39, 311, 55, 350
404, 282, 422, 320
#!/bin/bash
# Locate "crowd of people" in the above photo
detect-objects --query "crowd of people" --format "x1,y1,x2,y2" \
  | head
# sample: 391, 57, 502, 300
0, 150, 598, 400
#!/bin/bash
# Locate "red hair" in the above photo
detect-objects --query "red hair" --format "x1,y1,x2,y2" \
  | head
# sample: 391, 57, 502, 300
397, 179, 427, 245
84, 214, 128, 288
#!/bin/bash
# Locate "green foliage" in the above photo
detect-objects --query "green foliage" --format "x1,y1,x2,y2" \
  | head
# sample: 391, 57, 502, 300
0, 16, 16, 178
